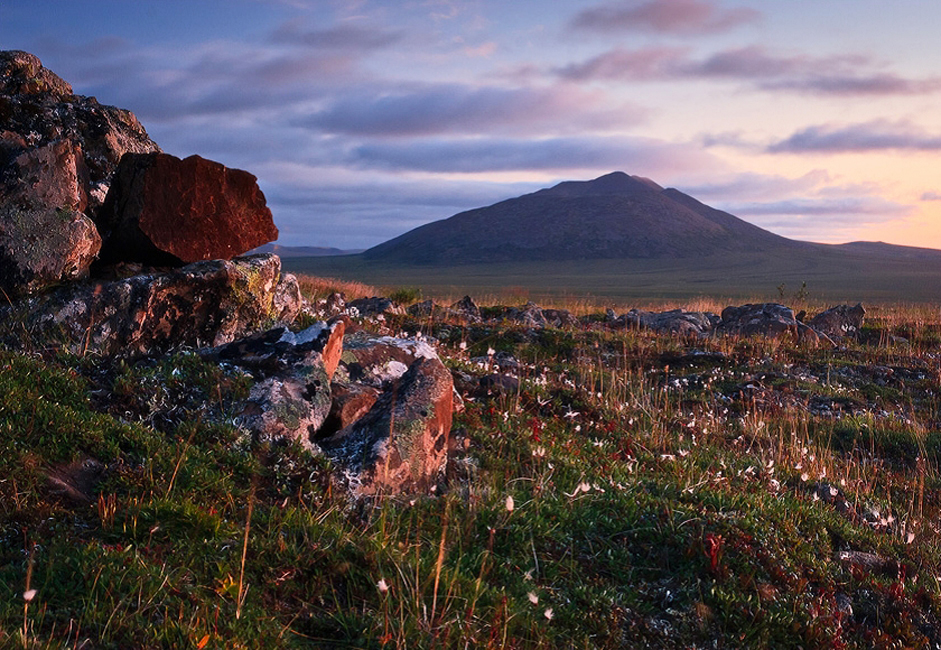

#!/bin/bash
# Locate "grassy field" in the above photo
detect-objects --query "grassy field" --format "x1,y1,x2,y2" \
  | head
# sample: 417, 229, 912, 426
285, 247, 941, 305
4, 285, 941, 647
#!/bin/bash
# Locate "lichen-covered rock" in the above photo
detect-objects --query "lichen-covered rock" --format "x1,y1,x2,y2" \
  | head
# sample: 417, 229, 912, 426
96, 152, 278, 265
0, 203, 101, 298
240, 357, 332, 453
0, 50, 160, 297
809, 303, 865, 341
4, 253, 296, 356
496, 302, 577, 329
321, 356, 453, 497
339, 332, 439, 388
0, 50, 161, 212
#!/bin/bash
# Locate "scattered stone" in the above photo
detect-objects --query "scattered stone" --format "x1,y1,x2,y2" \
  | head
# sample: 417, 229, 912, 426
612, 308, 719, 336
346, 296, 405, 318
4, 253, 297, 357
809, 303, 866, 341
717, 303, 830, 345
96, 152, 278, 265
407, 299, 445, 319
478, 373, 520, 397
451, 295, 482, 322
320, 356, 453, 496
44, 456, 106, 505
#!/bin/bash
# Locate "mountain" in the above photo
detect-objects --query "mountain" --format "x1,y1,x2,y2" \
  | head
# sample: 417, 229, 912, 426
252, 243, 363, 257
363, 172, 804, 265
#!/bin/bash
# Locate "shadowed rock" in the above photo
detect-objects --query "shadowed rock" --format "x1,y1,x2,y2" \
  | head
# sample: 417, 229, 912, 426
611, 308, 719, 336
809, 303, 865, 341
717, 303, 830, 345
96, 152, 278, 265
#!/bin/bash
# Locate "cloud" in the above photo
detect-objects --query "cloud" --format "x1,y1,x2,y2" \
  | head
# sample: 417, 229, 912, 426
269, 19, 403, 51
769, 120, 941, 153
347, 135, 720, 174
558, 44, 941, 97
921, 192, 941, 201
570, 0, 759, 35
678, 170, 833, 202
303, 84, 645, 137
724, 197, 910, 220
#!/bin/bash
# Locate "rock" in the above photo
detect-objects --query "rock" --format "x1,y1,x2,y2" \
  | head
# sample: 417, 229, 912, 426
0, 51, 161, 213
809, 303, 865, 341
321, 356, 453, 496
339, 332, 440, 388
0, 201, 101, 298
0, 50, 160, 297
271, 273, 304, 324
613, 308, 719, 336
346, 296, 405, 318
508, 302, 547, 328
717, 303, 830, 345
205, 319, 345, 380
450, 295, 482, 323
5, 253, 297, 356
478, 373, 520, 397
240, 357, 332, 453
96, 152, 278, 265
321, 381, 381, 436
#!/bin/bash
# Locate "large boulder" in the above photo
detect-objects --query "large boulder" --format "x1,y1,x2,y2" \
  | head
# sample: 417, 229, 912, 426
3, 253, 299, 356
320, 356, 453, 496
0, 50, 160, 297
96, 152, 278, 266
0, 51, 161, 209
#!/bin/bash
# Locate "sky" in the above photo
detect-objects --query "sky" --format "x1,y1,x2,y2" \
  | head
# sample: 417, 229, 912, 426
4, 0, 941, 250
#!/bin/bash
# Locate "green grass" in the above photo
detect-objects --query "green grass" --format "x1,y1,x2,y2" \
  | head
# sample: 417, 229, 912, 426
4, 297, 941, 647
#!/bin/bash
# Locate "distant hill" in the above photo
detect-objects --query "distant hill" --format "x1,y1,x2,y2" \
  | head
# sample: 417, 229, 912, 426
363, 172, 805, 265
252, 244, 363, 258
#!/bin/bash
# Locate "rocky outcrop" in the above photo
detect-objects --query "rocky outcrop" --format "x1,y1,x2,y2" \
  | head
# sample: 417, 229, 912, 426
809, 304, 865, 341
96, 153, 278, 266
0, 50, 160, 297
611, 308, 719, 336
320, 356, 453, 496
4, 253, 299, 356
717, 303, 828, 344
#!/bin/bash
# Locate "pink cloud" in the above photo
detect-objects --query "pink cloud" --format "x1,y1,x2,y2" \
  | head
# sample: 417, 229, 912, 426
571, 0, 759, 35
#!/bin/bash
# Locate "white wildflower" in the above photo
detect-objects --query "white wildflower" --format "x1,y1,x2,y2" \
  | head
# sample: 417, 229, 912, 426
377, 579, 389, 593
528, 592, 539, 605
544, 608, 554, 621
23, 589, 36, 602
505, 495, 515, 512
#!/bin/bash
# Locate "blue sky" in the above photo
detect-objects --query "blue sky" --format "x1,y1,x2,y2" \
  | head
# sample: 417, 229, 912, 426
5, 0, 941, 249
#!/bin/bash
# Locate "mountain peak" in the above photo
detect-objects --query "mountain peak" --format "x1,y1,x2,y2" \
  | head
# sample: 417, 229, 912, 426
364, 172, 797, 265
